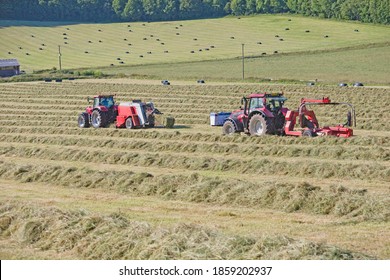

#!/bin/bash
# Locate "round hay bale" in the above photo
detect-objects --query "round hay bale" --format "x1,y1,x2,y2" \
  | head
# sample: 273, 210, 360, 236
123, 38, 127, 41
139, 55, 143, 58
41, 44, 45, 46
279, 38, 284, 41
354, 29, 359, 32
204, 48, 209, 51
262, 52, 267, 55
120, 61, 124, 64
210, 45, 215, 48
176, 33, 180, 35
230, 36, 235, 39
307, 82, 315, 86
164, 117, 175, 128
353, 82, 364, 87
8, 51, 12, 54
55, 79, 62, 82
64, 42, 68, 44
275, 35, 279, 37
147, 51, 152, 54
164, 50, 169, 53
285, 28, 290, 30
305, 30, 310, 33
98, 29, 102, 32
274, 51, 278, 54
128, 30, 132, 32
84, 51, 89, 53
116, 57, 121, 60
63, 33, 67, 35
110, 64, 114, 66
190, 50, 195, 53
161, 42, 165, 45
257, 42, 262, 44
339, 83, 348, 87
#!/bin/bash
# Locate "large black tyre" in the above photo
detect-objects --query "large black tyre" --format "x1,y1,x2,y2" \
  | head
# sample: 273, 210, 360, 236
77, 112, 90, 128
91, 110, 108, 128
222, 120, 236, 135
125, 117, 134, 129
248, 114, 271, 136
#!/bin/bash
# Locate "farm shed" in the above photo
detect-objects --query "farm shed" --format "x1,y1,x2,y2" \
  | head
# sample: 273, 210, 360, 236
0, 59, 20, 77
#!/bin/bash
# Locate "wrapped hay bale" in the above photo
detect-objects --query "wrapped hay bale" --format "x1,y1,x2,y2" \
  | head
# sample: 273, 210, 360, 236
164, 116, 175, 128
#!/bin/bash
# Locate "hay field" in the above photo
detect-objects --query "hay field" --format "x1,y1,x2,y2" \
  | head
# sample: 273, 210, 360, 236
1, 15, 390, 84
0, 79, 389, 259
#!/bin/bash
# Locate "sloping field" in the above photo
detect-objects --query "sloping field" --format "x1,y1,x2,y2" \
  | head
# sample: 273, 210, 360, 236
1, 15, 390, 83
0, 80, 389, 259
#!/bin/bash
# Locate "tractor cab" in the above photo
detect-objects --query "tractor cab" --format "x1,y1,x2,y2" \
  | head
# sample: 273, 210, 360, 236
89, 95, 115, 109
243, 93, 287, 116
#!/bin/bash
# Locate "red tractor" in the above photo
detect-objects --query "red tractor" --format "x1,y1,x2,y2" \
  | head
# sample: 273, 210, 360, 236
222, 93, 355, 137
78, 95, 118, 128
222, 93, 288, 136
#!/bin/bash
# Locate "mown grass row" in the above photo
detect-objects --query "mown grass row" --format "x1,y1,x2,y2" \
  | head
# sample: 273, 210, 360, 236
0, 134, 388, 162
0, 201, 372, 260
0, 161, 388, 222
1, 127, 389, 146
1, 145, 388, 182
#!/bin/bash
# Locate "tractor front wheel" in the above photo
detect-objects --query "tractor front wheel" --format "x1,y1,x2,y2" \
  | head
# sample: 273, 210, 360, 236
77, 112, 90, 128
222, 120, 236, 135
91, 110, 108, 128
248, 114, 269, 136
125, 117, 134, 129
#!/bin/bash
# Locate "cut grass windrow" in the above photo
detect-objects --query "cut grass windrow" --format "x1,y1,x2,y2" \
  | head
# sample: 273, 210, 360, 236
0, 161, 388, 222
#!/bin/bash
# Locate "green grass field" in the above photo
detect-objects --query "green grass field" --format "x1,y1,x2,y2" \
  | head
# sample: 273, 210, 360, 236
1, 15, 390, 84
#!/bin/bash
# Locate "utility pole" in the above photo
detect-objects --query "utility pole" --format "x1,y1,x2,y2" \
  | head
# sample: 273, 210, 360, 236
241, 43, 245, 80
58, 45, 62, 71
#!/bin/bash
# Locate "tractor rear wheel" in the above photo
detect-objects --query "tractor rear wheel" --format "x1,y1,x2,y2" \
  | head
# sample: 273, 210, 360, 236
222, 120, 236, 135
77, 112, 90, 128
91, 110, 108, 128
248, 114, 270, 136
125, 117, 134, 129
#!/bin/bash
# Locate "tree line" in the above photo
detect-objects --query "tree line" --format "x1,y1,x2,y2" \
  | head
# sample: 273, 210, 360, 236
1, 0, 389, 24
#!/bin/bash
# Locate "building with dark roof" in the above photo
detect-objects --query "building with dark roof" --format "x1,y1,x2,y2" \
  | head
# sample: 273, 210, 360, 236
0, 59, 20, 77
